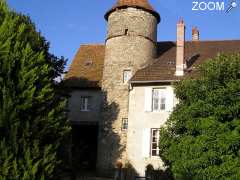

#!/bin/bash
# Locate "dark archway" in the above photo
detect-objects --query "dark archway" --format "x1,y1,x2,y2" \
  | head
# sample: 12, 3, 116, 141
71, 124, 99, 171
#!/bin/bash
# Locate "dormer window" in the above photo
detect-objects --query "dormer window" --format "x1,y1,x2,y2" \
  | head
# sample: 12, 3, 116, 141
167, 61, 175, 65
84, 59, 93, 67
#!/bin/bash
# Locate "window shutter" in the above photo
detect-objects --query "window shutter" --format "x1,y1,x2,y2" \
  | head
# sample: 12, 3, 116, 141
166, 87, 174, 112
144, 87, 152, 112
142, 128, 150, 158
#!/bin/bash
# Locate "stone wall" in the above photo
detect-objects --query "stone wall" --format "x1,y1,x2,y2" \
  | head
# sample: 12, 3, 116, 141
107, 8, 157, 42
97, 7, 158, 176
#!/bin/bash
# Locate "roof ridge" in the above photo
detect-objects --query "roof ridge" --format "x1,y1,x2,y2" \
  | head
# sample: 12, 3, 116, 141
79, 40, 240, 47
157, 40, 240, 43
186, 39, 240, 42
81, 44, 105, 46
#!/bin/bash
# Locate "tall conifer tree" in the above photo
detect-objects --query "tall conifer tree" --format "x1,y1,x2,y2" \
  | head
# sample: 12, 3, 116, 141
0, 1, 70, 179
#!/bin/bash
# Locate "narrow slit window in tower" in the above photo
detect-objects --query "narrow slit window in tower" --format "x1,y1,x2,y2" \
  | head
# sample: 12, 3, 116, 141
124, 29, 128, 35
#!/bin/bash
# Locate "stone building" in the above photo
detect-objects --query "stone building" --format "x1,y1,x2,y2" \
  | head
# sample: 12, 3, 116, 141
64, 0, 240, 176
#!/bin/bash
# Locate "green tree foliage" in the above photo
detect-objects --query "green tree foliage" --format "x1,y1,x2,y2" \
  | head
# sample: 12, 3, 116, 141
159, 53, 240, 179
0, 1, 70, 179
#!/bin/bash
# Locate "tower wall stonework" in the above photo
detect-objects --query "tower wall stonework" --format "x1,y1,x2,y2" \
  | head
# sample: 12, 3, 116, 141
107, 8, 157, 43
97, 8, 158, 175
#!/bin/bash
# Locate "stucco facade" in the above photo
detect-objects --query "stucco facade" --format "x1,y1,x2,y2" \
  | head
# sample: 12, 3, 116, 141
67, 90, 102, 124
127, 84, 178, 175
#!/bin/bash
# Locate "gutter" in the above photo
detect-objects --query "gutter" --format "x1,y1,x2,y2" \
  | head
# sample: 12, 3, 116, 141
130, 80, 180, 84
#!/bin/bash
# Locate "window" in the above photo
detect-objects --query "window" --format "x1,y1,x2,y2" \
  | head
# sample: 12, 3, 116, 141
122, 118, 128, 131
145, 87, 174, 112
124, 29, 129, 35
123, 70, 132, 84
84, 59, 93, 67
151, 129, 160, 157
80, 97, 91, 111
152, 88, 166, 111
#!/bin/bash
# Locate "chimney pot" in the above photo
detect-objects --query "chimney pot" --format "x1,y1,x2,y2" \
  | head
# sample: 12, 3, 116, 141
192, 27, 200, 41
178, 18, 184, 24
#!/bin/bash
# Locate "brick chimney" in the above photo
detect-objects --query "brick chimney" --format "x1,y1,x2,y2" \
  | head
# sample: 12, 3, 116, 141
175, 19, 185, 76
192, 27, 199, 41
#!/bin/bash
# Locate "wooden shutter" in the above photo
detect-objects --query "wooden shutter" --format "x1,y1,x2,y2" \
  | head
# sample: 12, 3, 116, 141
166, 87, 174, 112
144, 87, 152, 112
142, 128, 151, 158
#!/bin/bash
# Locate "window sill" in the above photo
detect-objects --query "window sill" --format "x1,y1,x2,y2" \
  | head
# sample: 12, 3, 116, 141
80, 110, 91, 112
147, 156, 161, 160
151, 155, 161, 158
150, 110, 171, 114
144, 156, 161, 161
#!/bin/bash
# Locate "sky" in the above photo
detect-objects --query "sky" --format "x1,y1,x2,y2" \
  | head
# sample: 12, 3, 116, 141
7, 0, 240, 69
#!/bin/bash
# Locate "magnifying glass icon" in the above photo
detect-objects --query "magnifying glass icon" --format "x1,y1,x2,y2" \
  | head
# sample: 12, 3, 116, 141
226, 1, 238, 13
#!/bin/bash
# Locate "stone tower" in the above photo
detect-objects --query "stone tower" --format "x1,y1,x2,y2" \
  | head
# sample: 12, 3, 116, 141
97, 0, 160, 174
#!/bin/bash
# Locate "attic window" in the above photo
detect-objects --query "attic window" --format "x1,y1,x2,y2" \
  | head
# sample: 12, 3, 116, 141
167, 61, 175, 65
84, 59, 93, 67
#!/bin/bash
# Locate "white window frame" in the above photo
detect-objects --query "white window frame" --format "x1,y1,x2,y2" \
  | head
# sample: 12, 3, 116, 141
80, 96, 91, 112
123, 70, 132, 84
152, 88, 167, 112
121, 118, 128, 131
150, 128, 160, 157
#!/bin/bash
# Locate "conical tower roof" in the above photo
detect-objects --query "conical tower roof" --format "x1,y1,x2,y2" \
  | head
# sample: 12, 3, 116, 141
105, 0, 160, 23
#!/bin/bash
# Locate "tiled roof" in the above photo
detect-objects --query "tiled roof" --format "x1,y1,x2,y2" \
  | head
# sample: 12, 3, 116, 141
105, 0, 160, 23
131, 40, 240, 82
64, 45, 105, 88
64, 40, 240, 87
